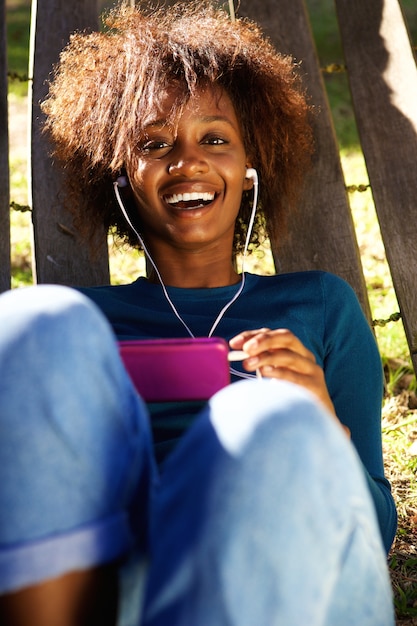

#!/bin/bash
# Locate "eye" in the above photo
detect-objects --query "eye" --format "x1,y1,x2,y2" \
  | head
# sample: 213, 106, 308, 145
202, 134, 228, 146
140, 139, 172, 154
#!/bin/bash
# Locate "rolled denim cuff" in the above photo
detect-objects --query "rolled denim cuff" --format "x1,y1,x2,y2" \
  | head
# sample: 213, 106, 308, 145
0, 512, 133, 594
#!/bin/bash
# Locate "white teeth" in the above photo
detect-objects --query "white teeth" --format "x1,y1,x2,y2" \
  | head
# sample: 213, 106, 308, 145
165, 192, 215, 204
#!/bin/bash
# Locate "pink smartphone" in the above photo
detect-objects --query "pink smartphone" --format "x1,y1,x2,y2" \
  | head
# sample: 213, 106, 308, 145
118, 337, 230, 402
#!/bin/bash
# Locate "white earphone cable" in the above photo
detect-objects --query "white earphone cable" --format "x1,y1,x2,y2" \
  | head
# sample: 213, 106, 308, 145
113, 171, 259, 376
114, 182, 196, 338
207, 172, 258, 337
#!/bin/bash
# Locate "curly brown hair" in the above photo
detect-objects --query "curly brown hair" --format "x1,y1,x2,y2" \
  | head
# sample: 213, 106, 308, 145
42, 0, 313, 254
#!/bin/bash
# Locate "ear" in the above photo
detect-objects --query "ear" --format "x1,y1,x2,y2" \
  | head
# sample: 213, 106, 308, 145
115, 170, 135, 201
115, 166, 130, 187
243, 163, 254, 191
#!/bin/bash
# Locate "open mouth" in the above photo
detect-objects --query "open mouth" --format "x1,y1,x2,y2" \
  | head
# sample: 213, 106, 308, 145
164, 191, 216, 210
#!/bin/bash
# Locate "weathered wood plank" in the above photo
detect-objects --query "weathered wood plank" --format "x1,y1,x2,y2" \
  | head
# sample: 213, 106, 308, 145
237, 0, 371, 319
29, 0, 109, 286
0, 0, 11, 293
335, 0, 417, 375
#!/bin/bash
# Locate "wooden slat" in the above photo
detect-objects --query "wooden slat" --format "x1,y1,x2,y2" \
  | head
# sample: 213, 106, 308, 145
237, 0, 371, 319
29, 0, 109, 287
0, 0, 11, 293
335, 0, 417, 375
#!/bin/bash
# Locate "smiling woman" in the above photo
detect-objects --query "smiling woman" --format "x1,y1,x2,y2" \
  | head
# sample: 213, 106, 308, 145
41, 1, 312, 256
0, 2, 397, 625
122, 86, 252, 288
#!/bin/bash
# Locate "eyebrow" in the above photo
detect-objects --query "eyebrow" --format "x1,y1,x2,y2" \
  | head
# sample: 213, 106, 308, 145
199, 115, 236, 126
144, 115, 237, 130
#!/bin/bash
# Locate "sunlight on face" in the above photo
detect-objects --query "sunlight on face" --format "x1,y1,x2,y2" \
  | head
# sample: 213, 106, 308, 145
126, 85, 252, 257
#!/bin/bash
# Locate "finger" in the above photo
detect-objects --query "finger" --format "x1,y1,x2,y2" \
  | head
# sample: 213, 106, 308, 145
243, 347, 321, 390
246, 348, 316, 374
243, 330, 316, 363
259, 359, 321, 382
229, 328, 270, 349
260, 365, 315, 386
258, 366, 336, 416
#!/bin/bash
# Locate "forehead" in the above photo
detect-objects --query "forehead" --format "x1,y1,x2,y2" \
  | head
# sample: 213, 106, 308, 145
142, 84, 242, 133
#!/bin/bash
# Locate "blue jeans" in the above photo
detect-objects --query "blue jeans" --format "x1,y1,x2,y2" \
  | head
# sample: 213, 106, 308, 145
0, 285, 394, 625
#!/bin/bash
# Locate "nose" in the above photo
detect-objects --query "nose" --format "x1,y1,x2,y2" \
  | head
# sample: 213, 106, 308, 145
168, 147, 209, 178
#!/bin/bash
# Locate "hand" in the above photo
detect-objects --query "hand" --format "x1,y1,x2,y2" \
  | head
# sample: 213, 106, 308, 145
230, 328, 337, 419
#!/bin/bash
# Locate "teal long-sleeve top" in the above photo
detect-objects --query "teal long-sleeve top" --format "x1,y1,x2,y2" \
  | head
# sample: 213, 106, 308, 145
78, 270, 397, 552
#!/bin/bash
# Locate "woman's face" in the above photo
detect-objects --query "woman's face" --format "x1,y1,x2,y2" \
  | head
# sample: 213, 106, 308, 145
126, 85, 252, 258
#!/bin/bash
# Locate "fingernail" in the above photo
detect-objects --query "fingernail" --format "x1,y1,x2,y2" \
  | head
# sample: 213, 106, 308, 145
244, 339, 258, 351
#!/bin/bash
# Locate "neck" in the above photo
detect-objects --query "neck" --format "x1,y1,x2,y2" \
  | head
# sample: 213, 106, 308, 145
145, 247, 240, 289
146, 254, 246, 339
140, 240, 246, 339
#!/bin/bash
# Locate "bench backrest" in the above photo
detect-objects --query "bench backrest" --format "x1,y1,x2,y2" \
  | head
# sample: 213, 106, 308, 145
2, 0, 417, 375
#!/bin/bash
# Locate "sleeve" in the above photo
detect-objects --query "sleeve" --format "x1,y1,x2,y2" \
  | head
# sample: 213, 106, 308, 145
320, 273, 397, 553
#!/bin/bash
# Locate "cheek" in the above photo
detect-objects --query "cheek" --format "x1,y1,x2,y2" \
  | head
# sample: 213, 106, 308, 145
126, 156, 152, 186
229, 171, 247, 211
131, 190, 156, 225
230, 160, 249, 192
126, 163, 143, 190
128, 166, 156, 209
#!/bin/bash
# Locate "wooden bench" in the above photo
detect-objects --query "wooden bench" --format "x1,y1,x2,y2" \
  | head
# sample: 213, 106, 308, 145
1, 0, 417, 376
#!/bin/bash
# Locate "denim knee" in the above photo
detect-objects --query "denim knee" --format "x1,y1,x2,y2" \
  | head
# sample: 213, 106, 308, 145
208, 378, 336, 456
0, 286, 153, 591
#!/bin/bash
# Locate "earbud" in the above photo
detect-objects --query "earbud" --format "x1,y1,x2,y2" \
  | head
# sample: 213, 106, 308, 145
245, 168, 258, 184
116, 175, 128, 188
